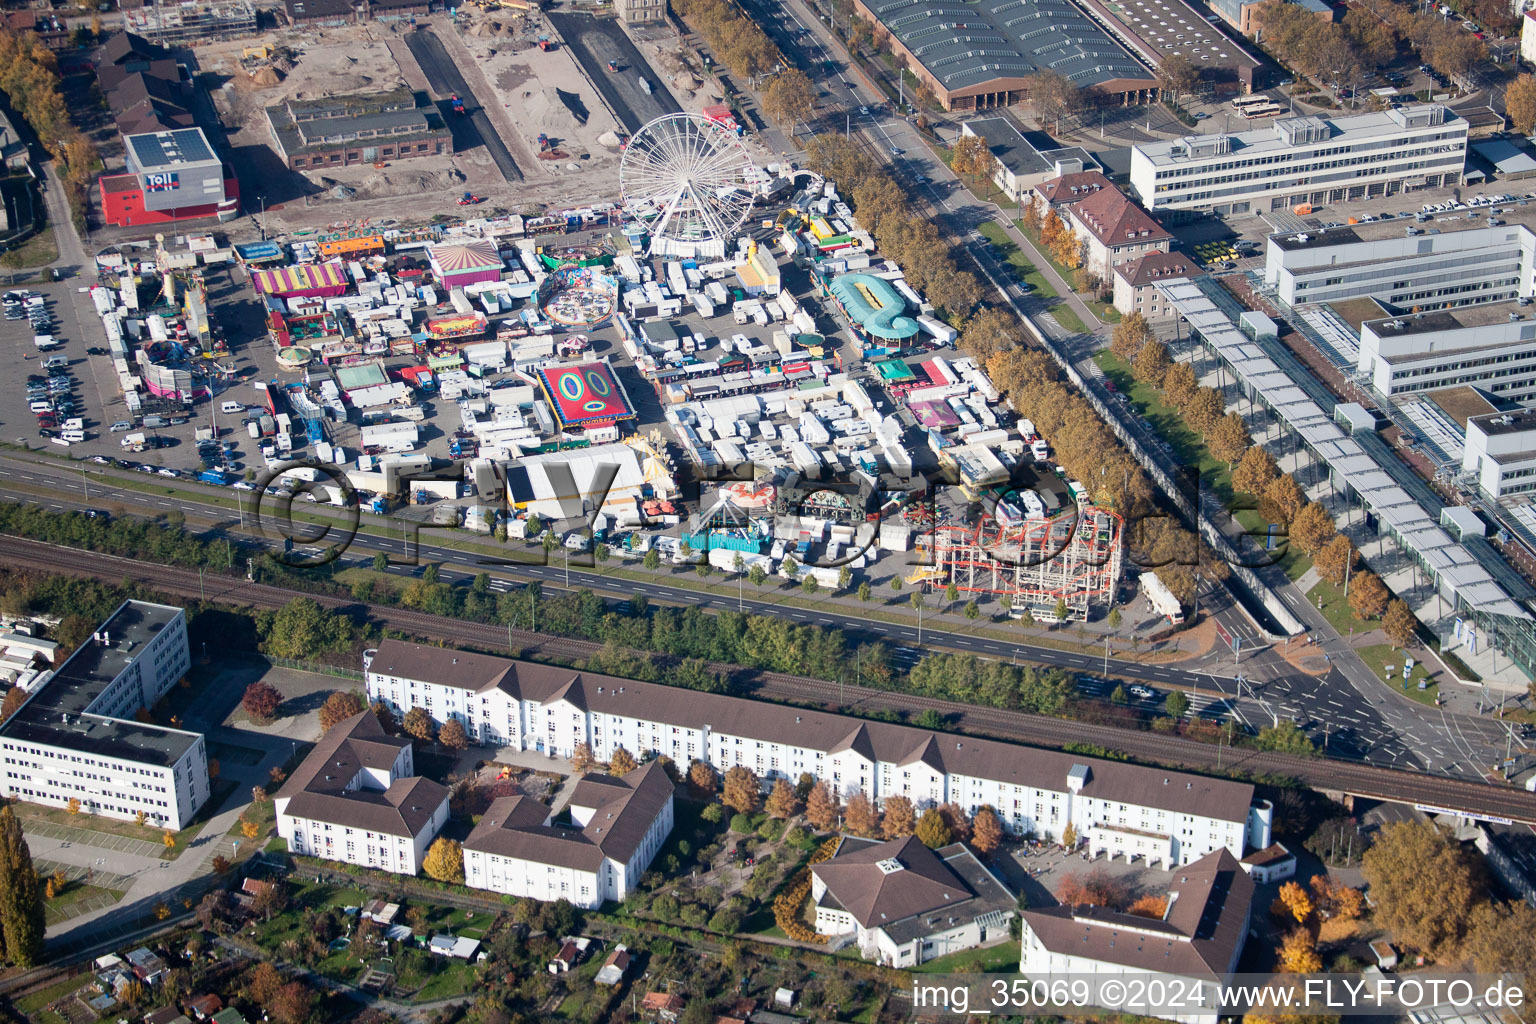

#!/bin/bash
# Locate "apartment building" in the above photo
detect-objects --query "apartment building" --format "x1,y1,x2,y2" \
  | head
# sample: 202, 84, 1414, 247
1018, 848, 1254, 1024
1064, 185, 1173, 282
364, 641, 1273, 863
1358, 302, 1536, 403
1264, 214, 1536, 309
1130, 105, 1468, 214
614, 0, 666, 24
463, 761, 673, 908
1113, 251, 1206, 321
0, 601, 208, 830
274, 710, 449, 875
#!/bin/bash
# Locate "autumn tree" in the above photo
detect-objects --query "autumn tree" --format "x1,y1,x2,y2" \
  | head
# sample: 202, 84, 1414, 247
915, 808, 953, 848
572, 742, 597, 774
1162, 361, 1199, 411
0, 688, 24, 723
402, 706, 435, 744
1133, 339, 1173, 389
1185, 387, 1227, 436
960, 306, 1023, 362
765, 779, 798, 818
247, 962, 284, 1004
1289, 502, 1336, 556
1348, 570, 1390, 620
971, 806, 1003, 855
608, 746, 638, 776
1362, 820, 1479, 961
317, 691, 365, 733
844, 791, 880, 837
721, 765, 761, 814
1277, 928, 1323, 973
1233, 447, 1280, 498
271, 980, 315, 1024
762, 68, 816, 127
252, 880, 289, 922
371, 700, 399, 735
1207, 413, 1252, 467
1309, 875, 1363, 920
951, 132, 993, 183
1263, 474, 1307, 528
1056, 868, 1129, 909
1128, 894, 1169, 919
1278, 881, 1314, 923
1314, 534, 1357, 587
1028, 69, 1085, 130
423, 838, 464, 884
688, 760, 718, 793
241, 681, 283, 723
805, 781, 840, 831
1110, 312, 1153, 363
438, 718, 469, 751
1508, 74, 1536, 135
881, 795, 917, 838
1155, 51, 1198, 105
1383, 599, 1419, 649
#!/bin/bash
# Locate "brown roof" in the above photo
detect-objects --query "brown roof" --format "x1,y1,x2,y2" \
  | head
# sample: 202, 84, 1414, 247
1035, 171, 1113, 207
643, 993, 685, 1012
276, 711, 448, 839
813, 836, 972, 927
371, 640, 1255, 824
1114, 251, 1206, 287
1240, 842, 1293, 867
464, 760, 674, 869
1068, 185, 1173, 248
1020, 848, 1253, 978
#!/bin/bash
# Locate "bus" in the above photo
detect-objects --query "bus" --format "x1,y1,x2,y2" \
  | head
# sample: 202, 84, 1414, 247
1243, 103, 1286, 119
1230, 95, 1269, 111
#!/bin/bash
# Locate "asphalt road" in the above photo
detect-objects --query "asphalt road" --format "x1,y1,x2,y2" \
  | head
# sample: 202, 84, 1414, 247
403, 27, 524, 183
547, 11, 683, 135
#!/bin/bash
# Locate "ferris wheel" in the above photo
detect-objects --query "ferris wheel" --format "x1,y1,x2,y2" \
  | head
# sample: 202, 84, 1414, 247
620, 112, 760, 259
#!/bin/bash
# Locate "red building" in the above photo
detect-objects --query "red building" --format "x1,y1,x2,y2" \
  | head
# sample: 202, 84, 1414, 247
99, 127, 240, 228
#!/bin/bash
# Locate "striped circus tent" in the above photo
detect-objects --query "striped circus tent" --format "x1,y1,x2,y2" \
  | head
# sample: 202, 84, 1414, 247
251, 260, 350, 298
429, 239, 503, 287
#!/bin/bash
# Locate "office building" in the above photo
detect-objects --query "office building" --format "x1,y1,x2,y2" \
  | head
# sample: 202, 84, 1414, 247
1130, 105, 1468, 214
959, 116, 1098, 205
1358, 303, 1536, 403
364, 641, 1274, 862
1264, 214, 1536, 309
0, 601, 209, 830
266, 88, 451, 171
1462, 408, 1536, 500
1112, 251, 1205, 321
1063, 184, 1173, 281
274, 710, 449, 875
99, 127, 239, 227
1018, 848, 1254, 1024
851, 0, 1155, 111
462, 761, 674, 908
811, 835, 1015, 966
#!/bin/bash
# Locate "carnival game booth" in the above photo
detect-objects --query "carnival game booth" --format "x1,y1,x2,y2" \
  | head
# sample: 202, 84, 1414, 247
536, 242, 615, 270
536, 359, 637, 435
538, 263, 618, 328
428, 240, 503, 290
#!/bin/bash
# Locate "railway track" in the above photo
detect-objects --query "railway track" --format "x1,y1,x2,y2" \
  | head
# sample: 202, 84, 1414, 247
8, 534, 1536, 823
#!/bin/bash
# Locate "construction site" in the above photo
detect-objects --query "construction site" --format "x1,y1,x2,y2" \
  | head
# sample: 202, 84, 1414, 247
910, 506, 1126, 622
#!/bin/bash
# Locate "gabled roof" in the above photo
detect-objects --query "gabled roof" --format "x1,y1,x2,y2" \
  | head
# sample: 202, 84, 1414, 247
1113, 251, 1206, 287
812, 836, 973, 927
1034, 171, 1113, 206
100, 31, 170, 66
1069, 185, 1173, 247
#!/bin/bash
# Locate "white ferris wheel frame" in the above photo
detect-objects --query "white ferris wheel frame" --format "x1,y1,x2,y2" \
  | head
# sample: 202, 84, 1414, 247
620, 112, 758, 259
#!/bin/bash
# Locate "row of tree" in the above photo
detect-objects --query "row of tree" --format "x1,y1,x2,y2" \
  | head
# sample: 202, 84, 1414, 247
673, 0, 783, 86
803, 134, 985, 320
0, 28, 99, 232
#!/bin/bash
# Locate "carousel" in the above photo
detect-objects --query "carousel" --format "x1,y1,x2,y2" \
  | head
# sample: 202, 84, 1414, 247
538, 262, 618, 328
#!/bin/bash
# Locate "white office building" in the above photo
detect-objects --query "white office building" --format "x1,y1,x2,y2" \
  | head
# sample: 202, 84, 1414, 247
1130, 105, 1468, 214
1018, 848, 1254, 1024
364, 641, 1273, 864
1264, 216, 1536, 309
463, 761, 673, 909
274, 710, 449, 876
1358, 302, 1536, 403
1462, 408, 1536, 499
0, 600, 209, 830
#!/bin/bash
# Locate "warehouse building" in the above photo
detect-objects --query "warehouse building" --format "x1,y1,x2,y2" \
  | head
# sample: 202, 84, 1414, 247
1130, 105, 1468, 214
266, 89, 451, 171
851, 0, 1156, 111
0, 601, 210, 830
99, 127, 240, 227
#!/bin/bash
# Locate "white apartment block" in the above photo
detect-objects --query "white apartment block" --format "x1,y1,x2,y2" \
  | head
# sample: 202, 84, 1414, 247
0, 601, 209, 830
1019, 849, 1254, 1024
1358, 302, 1536, 403
1462, 408, 1536, 499
365, 641, 1273, 865
275, 710, 449, 876
463, 761, 674, 909
1264, 217, 1536, 309
1131, 106, 1468, 214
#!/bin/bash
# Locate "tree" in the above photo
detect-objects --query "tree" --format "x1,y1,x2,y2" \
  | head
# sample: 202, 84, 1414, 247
0, 688, 24, 723
263, 598, 351, 660
1165, 689, 1188, 719
1062, 822, 1078, 847
1348, 571, 1390, 620
1289, 502, 1336, 556
857, 582, 872, 602
1278, 881, 1314, 923
439, 717, 469, 750
1162, 361, 1199, 411
881, 795, 916, 838
1314, 534, 1357, 587
1383, 598, 1419, 649
801, 574, 820, 595
766, 779, 798, 818
748, 563, 768, 588
951, 132, 993, 182
722, 765, 761, 814
423, 838, 464, 883
963, 600, 980, 620
688, 760, 717, 793
915, 808, 953, 848
317, 691, 365, 733
1056, 868, 1130, 908
1207, 413, 1251, 467
971, 806, 1003, 855
403, 706, 435, 743
374, 551, 390, 573
196, 890, 235, 933
211, 854, 233, 874
643, 548, 661, 571
1185, 387, 1227, 436
66, 797, 80, 814
271, 981, 315, 1024
1155, 51, 1198, 104
163, 830, 175, 849
1028, 69, 1085, 130
240, 818, 260, 840
1128, 894, 1169, 919
252, 879, 289, 922
1133, 339, 1173, 389
1263, 474, 1307, 527
1110, 312, 1153, 363
1233, 447, 1280, 497
0, 809, 49, 964
371, 700, 399, 735
241, 680, 283, 723
1053, 597, 1070, 624
1278, 928, 1323, 973
961, 306, 1023, 362
805, 781, 840, 831
844, 791, 880, 836
247, 961, 285, 1004
1362, 820, 1479, 961
1509, 74, 1536, 135
609, 746, 638, 776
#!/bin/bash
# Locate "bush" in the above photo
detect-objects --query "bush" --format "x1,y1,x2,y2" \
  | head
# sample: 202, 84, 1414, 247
730, 812, 754, 834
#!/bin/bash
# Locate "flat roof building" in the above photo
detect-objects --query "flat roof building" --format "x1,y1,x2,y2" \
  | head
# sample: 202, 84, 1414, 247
960, 116, 1099, 204
266, 89, 451, 172
0, 601, 209, 830
852, 0, 1156, 111
1130, 105, 1468, 214
101, 126, 239, 228
1072, 0, 1264, 90
1463, 408, 1536, 500
1359, 302, 1536, 405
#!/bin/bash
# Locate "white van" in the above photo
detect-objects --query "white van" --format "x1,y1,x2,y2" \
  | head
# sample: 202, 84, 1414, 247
42, 356, 68, 370
219, 401, 244, 415
61, 430, 85, 443
61, 418, 83, 432
28, 400, 52, 413
33, 335, 58, 350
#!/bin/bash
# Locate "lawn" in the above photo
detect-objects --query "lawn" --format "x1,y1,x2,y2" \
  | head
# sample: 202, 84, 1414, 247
908, 942, 1019, 973
13, 973, 94, 1015
414, 960, 479, 1001
554, 959, 613, 1020
3, 224, 59, 272
1233, 508, 1312, 581
1013, 218, 1122, 324
43, 881, 126, 924
254, 881, 370, 950
974, 221, 1088, 335
1095, 350, 1235, 504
